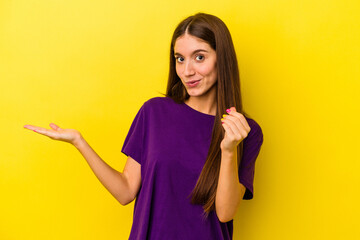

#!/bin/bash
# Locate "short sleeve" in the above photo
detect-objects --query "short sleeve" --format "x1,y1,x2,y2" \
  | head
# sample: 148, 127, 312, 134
121, 104, 147, 165
238, 120, 264, 199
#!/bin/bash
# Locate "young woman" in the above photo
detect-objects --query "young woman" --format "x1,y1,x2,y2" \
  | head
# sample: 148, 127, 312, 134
24, 12, 263, 240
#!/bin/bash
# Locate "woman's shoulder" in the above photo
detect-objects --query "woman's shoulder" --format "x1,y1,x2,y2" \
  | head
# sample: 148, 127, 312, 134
144, 96, 172, 104
142, 96, 177, 109
137, 97, 176, 115
245, 116, 261, 130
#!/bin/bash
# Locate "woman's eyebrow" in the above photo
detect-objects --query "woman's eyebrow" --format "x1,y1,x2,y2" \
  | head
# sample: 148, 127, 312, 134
174, 49, 208, 56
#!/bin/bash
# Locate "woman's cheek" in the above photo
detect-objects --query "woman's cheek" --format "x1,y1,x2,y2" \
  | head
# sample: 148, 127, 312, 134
198, 66, 210, 76
175, 67, 183, 79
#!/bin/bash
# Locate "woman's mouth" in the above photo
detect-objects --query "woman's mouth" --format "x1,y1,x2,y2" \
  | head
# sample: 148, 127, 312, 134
186, 80, 201, 87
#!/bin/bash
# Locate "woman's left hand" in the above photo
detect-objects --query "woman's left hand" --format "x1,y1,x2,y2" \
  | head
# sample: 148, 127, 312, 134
220, 107, 251, 153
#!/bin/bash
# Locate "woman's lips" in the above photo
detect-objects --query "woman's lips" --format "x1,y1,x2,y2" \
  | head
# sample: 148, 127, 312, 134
186, 80, 201, 87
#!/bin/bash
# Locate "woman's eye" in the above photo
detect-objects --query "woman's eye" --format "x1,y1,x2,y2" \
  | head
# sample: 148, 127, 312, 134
176, 57, 184, 62
196, 55, 204, 61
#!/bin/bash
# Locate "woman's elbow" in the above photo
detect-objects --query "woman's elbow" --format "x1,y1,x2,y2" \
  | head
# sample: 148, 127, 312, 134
116, 194, 136, 206
217, 212, 235, 223
216, 201, 241, 222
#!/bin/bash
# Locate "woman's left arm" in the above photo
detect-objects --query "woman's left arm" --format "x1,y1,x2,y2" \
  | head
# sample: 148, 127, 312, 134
216, 149, 246, 222
215, 107, 250, 223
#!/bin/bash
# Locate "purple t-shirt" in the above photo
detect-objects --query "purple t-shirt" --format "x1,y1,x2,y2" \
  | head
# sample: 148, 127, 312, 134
121, 97, 263, 240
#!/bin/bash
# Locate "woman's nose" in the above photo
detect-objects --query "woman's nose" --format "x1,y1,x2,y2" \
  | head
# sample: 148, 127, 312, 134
184, 61, 195, 76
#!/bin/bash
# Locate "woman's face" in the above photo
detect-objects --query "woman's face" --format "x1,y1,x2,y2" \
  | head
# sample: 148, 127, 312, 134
174, 33, 217, 98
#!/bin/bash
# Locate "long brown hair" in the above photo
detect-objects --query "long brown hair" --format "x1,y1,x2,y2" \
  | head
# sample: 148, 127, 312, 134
165, 13, 249, 217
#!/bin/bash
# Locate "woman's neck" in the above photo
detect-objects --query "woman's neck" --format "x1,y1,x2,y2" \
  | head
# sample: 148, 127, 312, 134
185, 91, 217, 116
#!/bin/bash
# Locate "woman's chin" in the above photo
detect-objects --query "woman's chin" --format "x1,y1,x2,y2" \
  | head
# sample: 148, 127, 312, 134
187, 91, 202, 97
186, 88, 214, 98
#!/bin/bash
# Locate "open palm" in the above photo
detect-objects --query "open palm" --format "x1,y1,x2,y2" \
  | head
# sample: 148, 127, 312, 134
24, 123, 81, 145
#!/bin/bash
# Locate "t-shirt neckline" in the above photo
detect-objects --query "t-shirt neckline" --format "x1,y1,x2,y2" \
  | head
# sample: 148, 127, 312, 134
182, 102, 216, 118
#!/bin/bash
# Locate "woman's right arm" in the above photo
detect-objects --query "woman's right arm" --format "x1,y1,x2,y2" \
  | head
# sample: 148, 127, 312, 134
24, 123, 141, 206
73, 137, 141, 205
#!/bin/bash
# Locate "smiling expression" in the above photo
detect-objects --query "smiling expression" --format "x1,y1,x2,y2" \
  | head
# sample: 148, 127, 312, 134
174, 33, 217, 98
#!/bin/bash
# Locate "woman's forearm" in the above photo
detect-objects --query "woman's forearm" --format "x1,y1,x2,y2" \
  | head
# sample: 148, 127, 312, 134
215, 149, 244, 222
73, 136, 133, 205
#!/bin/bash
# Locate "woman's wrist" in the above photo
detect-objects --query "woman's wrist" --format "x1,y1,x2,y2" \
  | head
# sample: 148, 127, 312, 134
220, 147, 236, 159
72, 133, 85, 149
221, 148, 237, 162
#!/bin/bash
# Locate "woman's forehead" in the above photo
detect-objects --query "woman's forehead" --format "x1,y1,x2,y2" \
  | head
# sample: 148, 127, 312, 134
174, 34, 212, 54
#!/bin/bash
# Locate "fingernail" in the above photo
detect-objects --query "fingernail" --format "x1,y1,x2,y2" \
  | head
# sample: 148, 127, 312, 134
33, 130, 37, 132
226, 109, 231, 113
221, 118, 224, 121
222, 114, 227, 118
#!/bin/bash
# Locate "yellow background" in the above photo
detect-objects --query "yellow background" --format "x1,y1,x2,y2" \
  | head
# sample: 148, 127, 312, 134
1, 0, 359, 239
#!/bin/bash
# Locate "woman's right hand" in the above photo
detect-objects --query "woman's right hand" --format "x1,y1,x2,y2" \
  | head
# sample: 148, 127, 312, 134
24, 123, 83, 146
